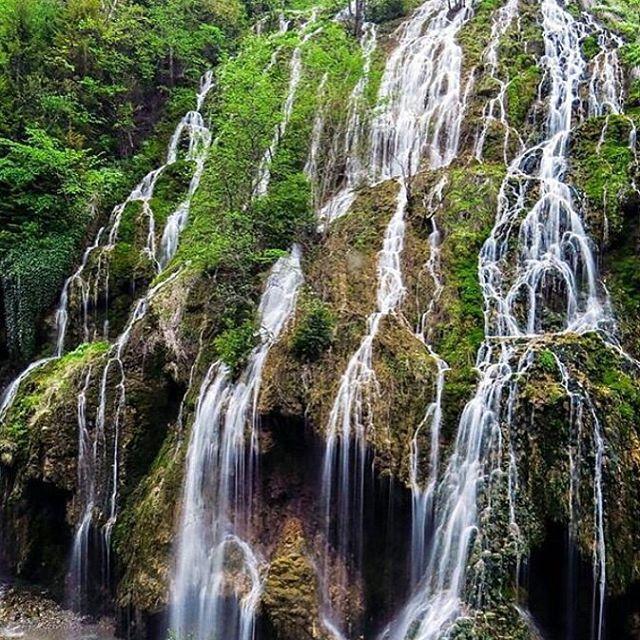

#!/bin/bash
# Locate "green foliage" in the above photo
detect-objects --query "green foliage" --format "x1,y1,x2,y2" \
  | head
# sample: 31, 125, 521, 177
292, 297, 335, 361
0, 128, 121, 357
0, 0, 253, 359
582, 34, 601, 60
214, 319, 257, 373
171, 13, 364, 279
254, 173, 314, 249
0, 341, 108, 455
506, 64, 541, 130
0, 0, 244, 153
571, 115, 636, 238
365, 0, 406, 23
538, 349, 557, 373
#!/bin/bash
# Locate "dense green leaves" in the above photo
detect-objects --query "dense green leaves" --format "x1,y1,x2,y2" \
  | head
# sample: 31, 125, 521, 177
292, 297, 334, 361
0, 0, 248, 359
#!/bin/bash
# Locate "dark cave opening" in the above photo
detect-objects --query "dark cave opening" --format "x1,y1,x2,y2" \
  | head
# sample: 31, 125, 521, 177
526, 521, 640, 640
259, 412, 414, 638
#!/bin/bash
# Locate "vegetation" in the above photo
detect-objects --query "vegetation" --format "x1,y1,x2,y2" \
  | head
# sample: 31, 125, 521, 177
291, 294, 335, 361
0, 0, 247, 360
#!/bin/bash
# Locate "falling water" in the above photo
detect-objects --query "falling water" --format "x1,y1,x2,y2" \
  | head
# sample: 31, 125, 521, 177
318, 22, 378, 223
255, 14, 321, 198
0, 357, 56, 423
382, 2, 625, 639
410, 175, 449, 586
169, 248, 303, 640
158, 71, 214, 267
66, 366, 95, 610
474, 0, 523, 163
304, 72, 329, 202
320, 0, 474, 634
553, 353, 607, 640
55, 68, 215, 346
55, 227, 105, 357
67, 272, 180, 607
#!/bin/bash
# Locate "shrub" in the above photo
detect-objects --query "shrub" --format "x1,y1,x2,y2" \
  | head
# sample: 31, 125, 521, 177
292, 298, 334, 362
214, 319, 257, 373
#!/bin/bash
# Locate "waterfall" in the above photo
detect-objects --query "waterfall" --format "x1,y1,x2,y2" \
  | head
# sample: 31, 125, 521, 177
304, 72, 329, 203
55, 227, 105, 357
320, 0, 474, 634
474, 0, 522, 163
382, 2, 626, 639
169, 248, 303, 640
0, 357, 56, 422
66, 272, 180, 607
55, 68, 215, 347
318, 22, 378, 224
66, 366, 96, 610
410, 175, 449, 586
158, 71, 215, 268
59, 68, 217, 610
255, 14, 321, 198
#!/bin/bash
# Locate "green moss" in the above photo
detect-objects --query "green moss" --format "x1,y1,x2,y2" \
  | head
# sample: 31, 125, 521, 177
0, 341, 108, 459
506, 64, 541, 130
149, 160, 196, 231
537, 348, 556, 373
571, 115, 636, 238
457, 0, 502, 69
114, 431, 187, 612
262, 519, 325, 640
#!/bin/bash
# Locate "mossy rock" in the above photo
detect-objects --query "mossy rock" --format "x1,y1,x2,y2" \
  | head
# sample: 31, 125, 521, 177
262, 518, 329, 640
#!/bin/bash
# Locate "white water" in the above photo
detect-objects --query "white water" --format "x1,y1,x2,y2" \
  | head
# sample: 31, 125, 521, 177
54, 69, 215, 347
255, 15, 321, 198
410, 175, 449, 586
169, 248, 302, 640
553, 354, 607, 640
318, 22, 378, 223
369, 0, 472, 180
320, 0, 474, 634
66, 366, 95, 610
382, 2, 625, 639
56, 68, 217, 609
0, 357, 56, 423
55, 227, 105, 357
159, 71, 215, 267
474, 0, 523, 163
304, 72, 329, 202
67, 272, 179, 605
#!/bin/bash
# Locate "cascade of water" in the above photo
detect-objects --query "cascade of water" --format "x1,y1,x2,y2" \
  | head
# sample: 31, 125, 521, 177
474, 0, 523, 163
585, 14, 624, 117
382, 3, 624, 639
66, 272, 180, 607
304, 72, 329, 202
410, 176, 449, 586
56, 69, 215, 346
170, 248, 303, 640
55, 227, 105, 357
369, 0, 472, 180
66, 366, 95, 610
320, 1, 474, 634
0, 357, 56, 422
318, 22, 378, 223
255, 14, 321, 198
553, 353, 607, 640
1, 64, 217, 613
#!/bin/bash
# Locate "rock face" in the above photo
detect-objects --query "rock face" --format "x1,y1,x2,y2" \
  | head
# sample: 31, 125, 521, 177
0, 1, 640, 639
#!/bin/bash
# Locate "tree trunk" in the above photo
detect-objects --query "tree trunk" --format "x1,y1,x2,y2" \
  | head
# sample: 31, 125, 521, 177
354, 0, 364, 39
